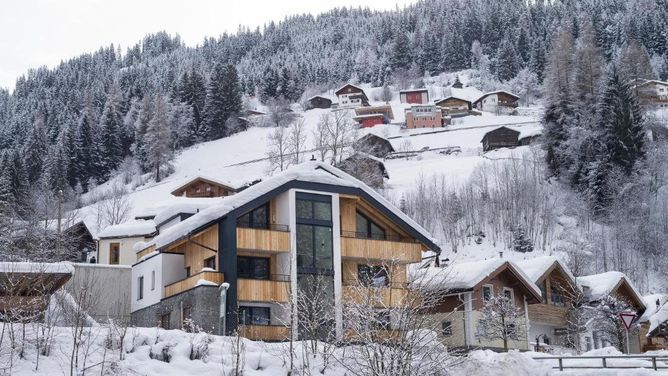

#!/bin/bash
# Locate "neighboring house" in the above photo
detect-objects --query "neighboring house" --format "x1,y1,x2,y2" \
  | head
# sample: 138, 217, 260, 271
353, 114, 386, 128
338, 153, 389, 189
0, 262, 74, 321
399, 88, 429, 104
481, 126, 521, 151
355, 105, 394, 120
516, 257, 579, 349
171, 176, 237, 198
415, 259, 542, 351
405, 104, 444, 129
335, 84, 369, 108
434, 96, 472, 115
635, 80, 668, 109
353, 133, 395, 158
64, 263, 132, 323
130, 162, 439, 341
473, 91, 520, 113
578, 272, 646, 353
638, 294, 668, 352
63, 221, 96, 262
97, 219, 157, 266
304, 95, 333, 110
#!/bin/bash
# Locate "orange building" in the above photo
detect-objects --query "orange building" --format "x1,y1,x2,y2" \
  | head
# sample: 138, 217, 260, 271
404, 105, 443, 129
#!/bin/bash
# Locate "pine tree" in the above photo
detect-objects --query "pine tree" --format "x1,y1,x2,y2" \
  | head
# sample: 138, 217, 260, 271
573, 20, 605, 110
144, 96, 173, 182
543, 93, 576, 177
133, 95, 153, 173
419, 32, 441, 75
202, 64, 242, 140
98, 90, 124, 176
495, 38, 521, 82
75, 106, 100, 186
529, 38, 547, 84
23, 113, 49, 184
617, 38, 657, 84
390, 30, 411, 71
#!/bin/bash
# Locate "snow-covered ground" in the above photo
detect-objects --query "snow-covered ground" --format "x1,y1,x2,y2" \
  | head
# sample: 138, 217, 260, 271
4, 325, 666, 376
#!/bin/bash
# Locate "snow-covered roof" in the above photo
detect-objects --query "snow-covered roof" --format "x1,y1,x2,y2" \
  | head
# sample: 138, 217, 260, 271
577, 271, 643, 306
648, 300, 668, 335
306, 94, 335, 102
138, 162, 438, 252
0, 262, 74, 274
474, 90, 520, 103
434, 96, 472, 104
636, 79, 668, 88
399, 88, 428, 93
450, 87, 484, 103
515, 256, 576, 285
411, 259, 541, 298
170, 175, 239, 195
517, 127, 543, 140
150, 197, 225, 226
97, 219, 156, 239
335, 83, 366, 96
353, 113, 385, 119
639, 293, 668, 323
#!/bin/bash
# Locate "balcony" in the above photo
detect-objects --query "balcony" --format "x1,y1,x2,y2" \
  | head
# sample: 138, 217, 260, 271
238, 275, 291, 303
340, 232, 422, 263
236, 225, 290, 253
342, 284, 408, 308
239, 324, 290, 341
164, 271, 224, 298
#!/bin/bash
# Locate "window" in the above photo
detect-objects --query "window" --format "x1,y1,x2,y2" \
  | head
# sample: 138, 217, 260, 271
237, 256, 270, 279
358, 265, 390, 287
550, 284, 565, 307
160, 313, 170, 329
374, 310, 391, 330
151, 270, 155, 291
482, 284, 493, 302
204, 256, 216, 270
185, 267, 191, 277
585, 336, 592, 352
355, 211, 386, 240
296, 193, 333, 274
442, 321, 453, 336
239, 306, 271, 325
539, 281, 547, 303
503, 287, 514, 304
109, 243, 120, 265
182, 306, 192, 326
237, 203, 269, 229
138, 276, 144, 300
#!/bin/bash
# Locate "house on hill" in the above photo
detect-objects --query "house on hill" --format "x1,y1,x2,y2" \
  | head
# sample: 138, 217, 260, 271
635, 79, 668, 109
474, 91, 520, 114
405, 104, 444, 129
434, 96, 472, 115
97, 219, 158, 266
335, 84, 369, 108
399, 88, 429, 104
516, 257, 579, 350
130, 162, 439, 340
338, 153, 389, 189
304, 95, 333, 110
171, 176, 237, 198
451, 76, 464, 89
353, 133, 395, 158
414, 259, 542, 351
481, 126, 521, 151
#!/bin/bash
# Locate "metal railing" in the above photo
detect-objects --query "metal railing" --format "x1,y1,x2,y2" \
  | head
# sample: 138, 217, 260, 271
237, 223, 290, 232
238, 274, 290, 282
533, 355, 668, 371
340, 231, 417, 243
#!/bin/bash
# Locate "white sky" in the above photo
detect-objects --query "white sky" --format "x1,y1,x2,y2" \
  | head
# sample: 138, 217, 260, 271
0, 0, 417, 91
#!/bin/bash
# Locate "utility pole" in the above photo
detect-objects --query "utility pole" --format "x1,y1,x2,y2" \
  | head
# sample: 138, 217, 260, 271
57, 189, 63, 256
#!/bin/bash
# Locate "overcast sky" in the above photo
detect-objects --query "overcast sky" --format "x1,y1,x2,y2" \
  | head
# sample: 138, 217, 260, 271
0, 0, 417, 90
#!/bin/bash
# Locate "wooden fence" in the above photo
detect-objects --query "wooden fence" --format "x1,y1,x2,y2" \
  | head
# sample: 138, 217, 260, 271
533, 355, 668, 371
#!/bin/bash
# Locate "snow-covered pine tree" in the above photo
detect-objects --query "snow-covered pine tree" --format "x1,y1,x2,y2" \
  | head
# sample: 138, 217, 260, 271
23, 113, 49, 184
98, 89, 124, 176
144, 96, 173, 182
495, 37, 521, 82
617, 38, 658, 85
202, 63, 241, 140
132, 95, 153, 173
390, 29, 412, 72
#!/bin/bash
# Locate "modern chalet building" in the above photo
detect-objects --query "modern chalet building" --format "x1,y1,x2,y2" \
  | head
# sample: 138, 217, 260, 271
404, 104, 444, 129
516, 257, 579, 349
415, 259, 542, 351
399, 88, 429, 104
335, 84, 369, 108
473, 91, 520, 114
129, 162, 439, 341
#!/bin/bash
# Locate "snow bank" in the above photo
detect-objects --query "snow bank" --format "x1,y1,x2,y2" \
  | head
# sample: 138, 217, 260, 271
0, 261, 74, 274
452, 350, 552, 376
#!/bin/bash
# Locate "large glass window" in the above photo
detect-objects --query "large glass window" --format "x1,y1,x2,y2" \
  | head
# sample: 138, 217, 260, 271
355, 211, 385, 240
237, 256, 270, 279
551, 284, 565, 307
239, 306, 270, 326
358, 265, 390, 287
237, 203, 269, 229
296, 193, 333, 274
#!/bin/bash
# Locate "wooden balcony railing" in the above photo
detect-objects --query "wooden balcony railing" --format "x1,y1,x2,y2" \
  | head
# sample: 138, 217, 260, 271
164, 271, 224, 298
239, 324, 290, 341
236, 226, 290, 253
340, 234, 422, 263
238, 276, 290, 303
342, 285, 408, 308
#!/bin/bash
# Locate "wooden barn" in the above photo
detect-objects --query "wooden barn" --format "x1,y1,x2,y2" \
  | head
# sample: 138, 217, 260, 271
353, 133, 395, 158
399, 88, 429, 104
481, 126, 521, 151
434, 96, 472, 114
304, 95, 333, 110
338, 153, 389, 188
171, 176, 237, 198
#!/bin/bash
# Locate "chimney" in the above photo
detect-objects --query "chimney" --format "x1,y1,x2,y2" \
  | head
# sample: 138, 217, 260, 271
310, 155, 316, 161
441, 257, 450, 267
499, 251, 504, 258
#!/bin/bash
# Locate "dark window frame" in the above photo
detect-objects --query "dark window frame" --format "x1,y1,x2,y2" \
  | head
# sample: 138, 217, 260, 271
442, 320, 453, 336
357, 264, 390, 287
296, 193, 333, 275
239, 306, 271, 326
160, 313, 170, 329
355, 211, 386, 240
204, 256, 216, 270
237, 202, 270, 229
237, 256, 270, 280
138, 276, 144, 300
110, 243, 120, 265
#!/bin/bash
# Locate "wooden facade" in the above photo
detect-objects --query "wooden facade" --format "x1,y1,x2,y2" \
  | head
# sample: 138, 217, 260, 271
0, 266, 73, 321
239, 324, 290, 341
171, 177, 236, 198
481, 126, 520, 151
238, 278, 290, 303
434, 97, 472, 114
236, 227, 290, 253
164, 270, 224, 298
305, 95, 332, 110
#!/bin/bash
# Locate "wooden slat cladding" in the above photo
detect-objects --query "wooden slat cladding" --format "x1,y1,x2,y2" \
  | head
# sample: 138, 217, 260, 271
236, 227, 290, 253
164, 271, 224, 298
342, 261, 407, 285
527, 304, 568, 326
239, 324, 289, 341
342, 285, 408, 308
136, 245, 156, 261
238, 279, 290, 303
341, 237, 422, 263
166, 225, 219, 275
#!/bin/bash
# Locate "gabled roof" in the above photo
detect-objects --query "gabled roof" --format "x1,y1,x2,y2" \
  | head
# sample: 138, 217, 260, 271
411, 259, 542, 301
306, 95, 334, 102
138, 162, 440, 253
335, 83, 366, 96
474, 90, 520, 104
170, 175, 238, 196
515, 256, 577, 287
648, 300, 668, 336
434, 96, 472, 105
639, 293, 668, 323
399, 88, 428, 94
97, 219, 157, 239
480, 126, 521, 142
578, 271, 645, 309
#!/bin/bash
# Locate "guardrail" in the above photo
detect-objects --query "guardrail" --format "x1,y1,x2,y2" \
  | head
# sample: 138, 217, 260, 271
533, 355, 668, 371
340, 230, 417, 243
